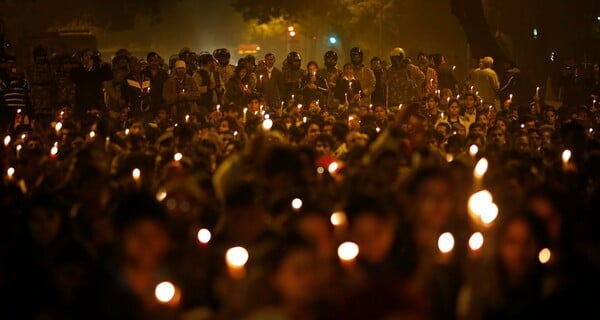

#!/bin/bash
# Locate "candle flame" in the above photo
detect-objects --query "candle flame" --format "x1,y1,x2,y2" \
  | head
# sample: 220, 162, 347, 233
338, 242, 359, 261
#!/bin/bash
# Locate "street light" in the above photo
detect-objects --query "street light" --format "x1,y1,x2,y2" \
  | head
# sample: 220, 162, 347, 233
328, 36, 338, 45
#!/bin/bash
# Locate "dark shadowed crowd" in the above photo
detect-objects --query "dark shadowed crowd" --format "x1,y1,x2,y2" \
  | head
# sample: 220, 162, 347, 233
0, 45, 599, 320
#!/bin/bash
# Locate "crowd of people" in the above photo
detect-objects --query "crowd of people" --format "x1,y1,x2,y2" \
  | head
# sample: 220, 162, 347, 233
0, 44, 599, 319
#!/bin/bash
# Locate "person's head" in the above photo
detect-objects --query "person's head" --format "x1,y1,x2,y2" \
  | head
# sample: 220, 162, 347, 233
213, 48, 231, 66
436, 122, 451, 137
545, 108, 557, 125
389, 47, 405, 67
267, 236, 320, 306
426, 94, 440, 111
198, 51, 215, 69
244, 54, 256, 72
81, 48, 97, 67
538, 125, 554, 146
464, 93, 476, 109
314, 134, 334, 157
347, 111, 361, 131
306, 61, 318, 75
322, 121, 334, 136
514, 133, 530, 153
497, 214, 544, 281
487, 126, 506, 145
264, 53, 276, 68
342, 63, 354, 78
247, 94, 261, 113
346, 195, 396, 264
447, 98, 461, 117
174, 60, 187, 77
494, 118, 507, 132
477, 113, 489, 127
219, 116, 238, 134
480, 56, 494, 68
115, 193, 170, 270
417, 51, 429, 66
323, 50, 338, 68
146, 52, 162, 70
452, 122, 466, 137
345, 131, 368, 150
528, 128, 542, 149
350, 47, 363, 65
370, 56, 382, 70
373, 105, 387, 121
469, 122, 485, 137
234, 64, 248, 80
303, 120, 321, 143
287, 51, 302, 70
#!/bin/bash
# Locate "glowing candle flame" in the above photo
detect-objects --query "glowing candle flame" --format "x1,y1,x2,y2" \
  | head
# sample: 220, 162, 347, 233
468, 232, 484, 251
338, 242, 359, 261
197, 228, 212, 244
155, 282, 176, 303
438, 232, 455, 253
226, 247, 249, 268
330, 211, 348, 226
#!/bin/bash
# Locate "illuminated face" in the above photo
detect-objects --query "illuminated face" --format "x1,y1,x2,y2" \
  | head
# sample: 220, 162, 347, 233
265, 55, 275, 68
239, 68, 248, 79
546, 111, 556, 124
495, 120, 507, 132
370, 59, 382, 70
315, 141, 331, 156
248, 99, 260, 113
448, 103, 460, 116
307, 64, 318, 75
374, 106, 386, 121
427, 98, 438, 110
465, 96, 476, 108
500, 217, 537, 279
322, 124, 333, 136
350, 213, 395, 264
306, 124, 320, 141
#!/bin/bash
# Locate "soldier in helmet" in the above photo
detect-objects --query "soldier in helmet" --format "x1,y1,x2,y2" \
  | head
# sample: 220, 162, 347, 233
179, 47, 198, 76
282, 51, 306, 103
213, 48, 235, 105
349, 47, 376, 106
384, 47, 425, 108
26, 45, 55, 120
317, 50, 342, 109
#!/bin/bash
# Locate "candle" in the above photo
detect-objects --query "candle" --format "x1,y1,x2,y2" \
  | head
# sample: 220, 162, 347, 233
562, 149, 571, 169
302, 116, 307, 123
16, 144, 22, 159
468, 144, 479, 157
105, 137, 110, 150
399, 104, 403, 110
349, 81, 352, 89
125, 128, 130, 135
197, 228, 211, 245
6, 167, 15, 182
89, 131, 95, 139
291, 198, 303, 211
473, 157, 488, 189
155, 281, 180, 305
291, 94, 295, 101
430, 78, 433, 86
174, 152, 183, 162
446, 97, 450, 104
226, 246, 249, 279
509, 93, 513, 101
470, 86, 474, 92
3, 135, 10, 147
538, 248, 551, 264
338, 241, 359, 267
345, 93, 348, 104
330, 211, 348, 227
243, 107, 248, 123
259, 74, 263, 82
437, 232, 455, 254
132, 168, 141, 188
54, 122, 62, 134
468, 232, 484, 251
182, 88, 185, 94
50, 142, 59, 158
216, 104, 221, 112
535, 86, 540, 97
262, 118, 273, 130
440, 112, 444, 119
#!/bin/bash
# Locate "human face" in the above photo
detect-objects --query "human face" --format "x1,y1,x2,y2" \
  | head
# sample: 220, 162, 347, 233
374, 106, 386, 121
273, 248, 319, 305
265, 55, 275, 68
370, 59, 382, 71
351, 213, 395, 264
344, 65, 354, 78
347, 114, 360, 131
495, 120, 507, 132
500, 217, 537, 280
306, 124, 320, 142
307, 64, 318, 75
427, 98, 438, 111
322, 124, 333, 136
315, 141, 331, 156
351, 53, 362, 65
545, 111, 556, 125
489, 129, 506, 145
465, 96, 476, 109
448, 102, 460, 117
248, 99, 260, 113
239, 68, 248, 79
